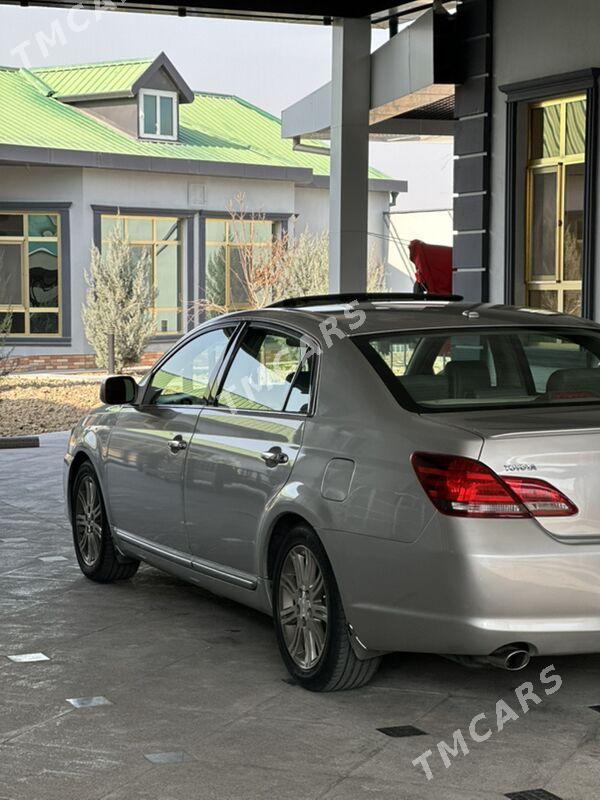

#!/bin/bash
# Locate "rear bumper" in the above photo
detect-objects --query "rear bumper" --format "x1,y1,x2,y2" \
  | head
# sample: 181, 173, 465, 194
320, 518, 600, 657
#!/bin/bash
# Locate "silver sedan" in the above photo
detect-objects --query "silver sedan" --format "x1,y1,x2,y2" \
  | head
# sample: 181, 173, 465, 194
65, 294, 600, 690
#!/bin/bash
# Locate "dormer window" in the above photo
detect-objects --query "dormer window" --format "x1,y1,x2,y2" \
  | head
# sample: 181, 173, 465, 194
139, 89, 178, 141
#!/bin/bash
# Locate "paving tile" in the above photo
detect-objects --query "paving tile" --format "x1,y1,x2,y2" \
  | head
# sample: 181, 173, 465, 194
0, 741, 151, 800
321, 776, 505, 800
100, 760, 336, 800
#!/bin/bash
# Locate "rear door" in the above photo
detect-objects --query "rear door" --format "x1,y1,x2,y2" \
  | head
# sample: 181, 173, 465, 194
105, 326, 237, 554
184, 323, 315, 576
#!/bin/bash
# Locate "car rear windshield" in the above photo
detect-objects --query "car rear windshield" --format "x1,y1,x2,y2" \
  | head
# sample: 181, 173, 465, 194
357, 327, 600, 411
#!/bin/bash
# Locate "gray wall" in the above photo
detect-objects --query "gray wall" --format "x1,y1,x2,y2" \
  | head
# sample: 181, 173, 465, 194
76, 98, 139, 138
0, 164, 390, 358
490, 0, 600, 314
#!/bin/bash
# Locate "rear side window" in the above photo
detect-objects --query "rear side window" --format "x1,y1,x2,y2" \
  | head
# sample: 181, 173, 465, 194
217, 327, 313, 413
358, 327, 600, 411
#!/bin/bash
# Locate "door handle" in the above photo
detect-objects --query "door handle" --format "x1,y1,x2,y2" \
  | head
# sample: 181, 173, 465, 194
168, 434, 188, 454
260, 446, 289, 468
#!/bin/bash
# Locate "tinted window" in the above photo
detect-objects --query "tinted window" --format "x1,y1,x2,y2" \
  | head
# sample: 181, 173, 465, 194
148, 327, 235, 406
217, 327, 313, 413
360, 328, 600, 411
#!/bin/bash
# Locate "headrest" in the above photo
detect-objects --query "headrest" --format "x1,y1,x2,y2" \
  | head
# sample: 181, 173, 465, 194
546, 367, 600, 397
444, 360, 491, 399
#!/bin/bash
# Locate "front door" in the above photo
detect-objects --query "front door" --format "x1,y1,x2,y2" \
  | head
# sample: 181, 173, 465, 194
185, 324, 315, 577
105, 326, 237, 554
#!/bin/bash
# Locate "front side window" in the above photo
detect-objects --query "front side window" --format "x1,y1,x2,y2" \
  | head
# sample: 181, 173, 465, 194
527, 95, 586, 315
205, 218, 276, 311
101, 214, 182, 334
359, 327, 600, 411
147, 327, 236, 406
0, 212, 60, 336
217, 327, 313, 413
139, 90, 177, 140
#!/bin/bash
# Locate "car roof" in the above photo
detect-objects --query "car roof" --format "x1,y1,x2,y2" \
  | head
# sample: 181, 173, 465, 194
201, 300, 599, 339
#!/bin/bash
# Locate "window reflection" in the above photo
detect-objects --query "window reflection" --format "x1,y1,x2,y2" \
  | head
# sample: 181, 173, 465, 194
149, 327, 235, 406
218, 328, 312, 413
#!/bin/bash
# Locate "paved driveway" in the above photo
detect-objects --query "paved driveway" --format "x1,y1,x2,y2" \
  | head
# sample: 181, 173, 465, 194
1, 432, 600, 800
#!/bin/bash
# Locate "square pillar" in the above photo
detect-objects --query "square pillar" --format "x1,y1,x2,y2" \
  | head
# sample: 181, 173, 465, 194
329, 17, 371, 294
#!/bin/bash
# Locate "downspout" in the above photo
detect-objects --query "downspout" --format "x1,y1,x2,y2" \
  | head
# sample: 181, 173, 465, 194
292, 136, 331, 156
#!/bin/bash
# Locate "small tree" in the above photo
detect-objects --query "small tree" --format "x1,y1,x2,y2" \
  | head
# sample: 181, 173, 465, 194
0, 311, 14, 389
194, 194, 389, 319
82, 227, 156, 373
274, 229, 387, 299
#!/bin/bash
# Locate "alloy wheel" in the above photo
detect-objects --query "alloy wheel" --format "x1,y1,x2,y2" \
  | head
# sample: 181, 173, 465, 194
279, 544, 328, 670
75, 476, 103, 567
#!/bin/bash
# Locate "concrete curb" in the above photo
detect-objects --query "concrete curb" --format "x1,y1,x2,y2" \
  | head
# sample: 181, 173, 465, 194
0, 436, 40, 449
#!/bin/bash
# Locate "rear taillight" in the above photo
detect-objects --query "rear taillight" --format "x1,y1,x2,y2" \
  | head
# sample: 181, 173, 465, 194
502, 476, 578, 517
411, 453, 578, 519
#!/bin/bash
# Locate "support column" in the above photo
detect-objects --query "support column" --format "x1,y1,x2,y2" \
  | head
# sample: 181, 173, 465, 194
329, 17, 371, 294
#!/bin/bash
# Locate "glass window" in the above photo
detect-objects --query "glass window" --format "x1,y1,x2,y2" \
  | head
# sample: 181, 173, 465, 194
148, 327, 235, 406
28, 241, 58, 308
101, 214, 183, 334
360, 328, 600, 411
127, 217, 153, 241
159, 95, 174, 137
566, 99, 586, 156
156, 243, 180, 309
28, 214, 57, 238
140, 91, 177, 139
530, 104, 561, 159
0, 243, 23, 304
527, 96, 586, 316
218, 327, 312, 413
0, 212, 61, 337
30, 312, 59, 334
142, 93, 157, 135
0, 214, 23, 237
205, 218, 276, 311
0, 311, 25, 334
156, 218, 179, 241
101, 216, 124, 240
563, 163, 584, 282
530, 169, 557, 279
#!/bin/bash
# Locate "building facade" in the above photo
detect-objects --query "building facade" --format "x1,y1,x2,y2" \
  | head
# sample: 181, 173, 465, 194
0, 53, 403, 369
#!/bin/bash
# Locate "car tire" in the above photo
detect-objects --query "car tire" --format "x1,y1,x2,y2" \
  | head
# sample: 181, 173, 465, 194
272, 523, 381, 692
71, 463, 139, 583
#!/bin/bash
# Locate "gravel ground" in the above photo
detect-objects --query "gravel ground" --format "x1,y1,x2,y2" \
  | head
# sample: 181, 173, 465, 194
0, 373, 129, 437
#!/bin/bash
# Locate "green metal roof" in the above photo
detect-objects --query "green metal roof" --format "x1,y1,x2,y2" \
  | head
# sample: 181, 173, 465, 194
0, 57, 388, 180
31, 57, 153, 98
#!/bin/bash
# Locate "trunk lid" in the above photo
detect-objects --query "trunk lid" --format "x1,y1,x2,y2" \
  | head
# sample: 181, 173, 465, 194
430, 406, 600, 540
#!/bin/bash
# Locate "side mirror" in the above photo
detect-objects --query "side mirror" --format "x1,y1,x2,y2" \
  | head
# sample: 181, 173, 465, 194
100, 375, 138, 405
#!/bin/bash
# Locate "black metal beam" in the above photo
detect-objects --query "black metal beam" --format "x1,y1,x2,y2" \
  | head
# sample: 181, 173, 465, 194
0, 0, 419, 24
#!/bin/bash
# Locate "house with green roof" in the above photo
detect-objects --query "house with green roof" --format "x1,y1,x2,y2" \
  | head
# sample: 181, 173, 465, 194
0, 52, 405, 369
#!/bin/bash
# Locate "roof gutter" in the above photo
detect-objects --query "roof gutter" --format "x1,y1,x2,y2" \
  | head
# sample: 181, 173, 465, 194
0, 144, 315, 183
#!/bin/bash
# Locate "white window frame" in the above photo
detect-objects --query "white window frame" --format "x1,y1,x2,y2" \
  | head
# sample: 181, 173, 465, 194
138, 89, 178, 141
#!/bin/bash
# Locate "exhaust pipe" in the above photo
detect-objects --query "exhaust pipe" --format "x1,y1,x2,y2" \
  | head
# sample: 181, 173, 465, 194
484, 646, 531, 671
443, 645, 532, 671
